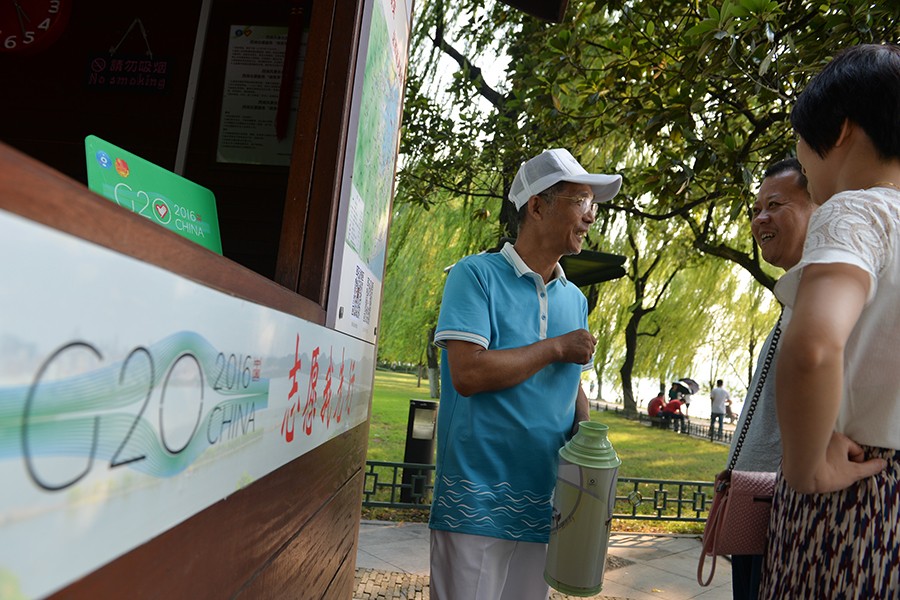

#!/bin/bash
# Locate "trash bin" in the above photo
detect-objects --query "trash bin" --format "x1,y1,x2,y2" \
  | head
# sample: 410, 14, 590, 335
400, 399, 438, 504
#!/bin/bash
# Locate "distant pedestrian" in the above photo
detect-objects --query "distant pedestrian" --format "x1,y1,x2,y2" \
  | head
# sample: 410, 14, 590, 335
668, 383, 681, 401
660, 398, 685, 433
648, 393, 665, 418
709, 380, 729, 441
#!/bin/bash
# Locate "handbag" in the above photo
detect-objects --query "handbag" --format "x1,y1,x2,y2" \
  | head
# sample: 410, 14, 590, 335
697, 314, 782, 587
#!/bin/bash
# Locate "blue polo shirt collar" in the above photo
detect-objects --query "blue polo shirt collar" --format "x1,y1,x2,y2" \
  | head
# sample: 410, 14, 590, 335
500, 242, 568, 285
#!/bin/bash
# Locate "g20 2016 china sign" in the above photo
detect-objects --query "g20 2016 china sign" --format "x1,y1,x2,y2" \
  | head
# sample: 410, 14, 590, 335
0, 209, 373, 600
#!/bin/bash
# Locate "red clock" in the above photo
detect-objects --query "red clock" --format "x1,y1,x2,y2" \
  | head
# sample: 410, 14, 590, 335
0, 0, 71, 55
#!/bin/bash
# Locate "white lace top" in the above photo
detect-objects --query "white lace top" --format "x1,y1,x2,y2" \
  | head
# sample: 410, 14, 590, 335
775, 187, 900, 450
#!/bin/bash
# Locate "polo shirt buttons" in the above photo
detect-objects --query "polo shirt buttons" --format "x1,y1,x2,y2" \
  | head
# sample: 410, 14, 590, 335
540, 292, 546, 297
541, 315, 546, 320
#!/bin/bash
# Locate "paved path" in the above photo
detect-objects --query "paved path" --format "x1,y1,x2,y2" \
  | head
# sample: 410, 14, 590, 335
354, 402, 737, 598
353, 570, 429, 599
354, 521, 734, 600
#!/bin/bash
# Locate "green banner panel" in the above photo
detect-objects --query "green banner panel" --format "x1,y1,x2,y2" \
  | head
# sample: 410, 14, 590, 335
85, 135, 222, 254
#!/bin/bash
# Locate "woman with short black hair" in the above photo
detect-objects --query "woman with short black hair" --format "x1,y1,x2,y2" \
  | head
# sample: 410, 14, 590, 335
762, 43, 900, 599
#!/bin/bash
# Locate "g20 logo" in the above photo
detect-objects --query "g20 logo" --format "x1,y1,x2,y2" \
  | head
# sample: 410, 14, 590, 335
95, 150, 111, 169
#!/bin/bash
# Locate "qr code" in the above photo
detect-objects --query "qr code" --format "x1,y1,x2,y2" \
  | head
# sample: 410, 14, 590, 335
363, 276, 374, 325
351, 266, 364, 319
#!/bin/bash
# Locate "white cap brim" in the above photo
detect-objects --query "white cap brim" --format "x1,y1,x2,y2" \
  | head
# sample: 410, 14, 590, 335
508, 148, 624, 209
558, 173, 623, 203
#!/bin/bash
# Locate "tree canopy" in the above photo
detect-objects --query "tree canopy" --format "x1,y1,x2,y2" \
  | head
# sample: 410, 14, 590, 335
380, 0, 900, 406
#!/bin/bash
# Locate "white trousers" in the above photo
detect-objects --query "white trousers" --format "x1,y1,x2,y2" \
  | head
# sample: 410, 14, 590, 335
429, 529, 550, 600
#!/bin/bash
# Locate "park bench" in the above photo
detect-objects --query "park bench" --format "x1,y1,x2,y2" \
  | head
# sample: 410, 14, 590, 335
649, 416, 668, 429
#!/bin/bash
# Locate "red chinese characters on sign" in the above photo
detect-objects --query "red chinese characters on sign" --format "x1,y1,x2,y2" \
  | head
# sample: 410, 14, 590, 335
334, 349, 345, 423
321, 348, 333, 428
280, 334, 303, 442
334, 351, 355, 423
281, 338, 357, 442
328, 348, 356, 425
302, 347, 320, 435
85, 53, 173, 94
348, 360, 355, 415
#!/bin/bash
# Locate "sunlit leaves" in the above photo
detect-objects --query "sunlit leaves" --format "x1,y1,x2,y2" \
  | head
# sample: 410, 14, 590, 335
388, 0, 900, 383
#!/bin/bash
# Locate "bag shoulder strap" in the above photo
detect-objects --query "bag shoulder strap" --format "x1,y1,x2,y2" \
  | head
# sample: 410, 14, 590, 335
697, 471, 729, 586
727, 310, 782, 471
697, 543, 717, 586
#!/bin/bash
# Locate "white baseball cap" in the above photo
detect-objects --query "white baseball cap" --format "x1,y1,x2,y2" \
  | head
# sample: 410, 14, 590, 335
508, 149, 622, 210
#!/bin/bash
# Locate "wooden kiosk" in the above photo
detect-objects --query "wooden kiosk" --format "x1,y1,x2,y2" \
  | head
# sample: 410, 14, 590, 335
0, 0, 572, 597
0, 0, 411, 598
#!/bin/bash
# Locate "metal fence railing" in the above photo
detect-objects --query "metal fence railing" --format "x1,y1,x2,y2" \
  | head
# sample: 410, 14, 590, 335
614, 477, 714, 522
363, 461, 435, 509
362, 461, 715, 522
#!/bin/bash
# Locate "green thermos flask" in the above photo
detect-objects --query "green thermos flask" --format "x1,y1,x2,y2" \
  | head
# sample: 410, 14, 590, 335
544, 421, 621, 596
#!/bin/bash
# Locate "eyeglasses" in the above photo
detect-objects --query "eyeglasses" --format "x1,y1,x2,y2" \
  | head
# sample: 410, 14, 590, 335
541, 193, 600, 217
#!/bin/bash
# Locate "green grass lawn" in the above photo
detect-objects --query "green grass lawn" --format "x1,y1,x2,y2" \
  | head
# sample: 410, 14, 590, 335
365, 370, 728, 532
367, 370, 728, 479
366, 370, 437, 462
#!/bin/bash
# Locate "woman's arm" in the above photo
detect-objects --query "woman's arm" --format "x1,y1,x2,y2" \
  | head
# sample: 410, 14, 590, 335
776, 262, 886, 493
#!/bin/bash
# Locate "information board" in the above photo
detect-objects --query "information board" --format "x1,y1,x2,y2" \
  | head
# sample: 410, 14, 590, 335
328, 0, 412, 342
216, 25, 309, 166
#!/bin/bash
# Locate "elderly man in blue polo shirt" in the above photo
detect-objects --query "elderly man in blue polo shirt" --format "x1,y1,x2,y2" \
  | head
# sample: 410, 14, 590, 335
428, 149, 622, 600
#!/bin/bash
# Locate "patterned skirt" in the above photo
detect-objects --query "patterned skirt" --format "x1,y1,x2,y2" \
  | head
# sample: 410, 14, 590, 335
760, 446, 900, 599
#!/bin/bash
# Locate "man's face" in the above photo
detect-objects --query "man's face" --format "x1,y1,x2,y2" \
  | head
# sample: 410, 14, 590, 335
751, 170, 817, 270
543, 182, 596, 256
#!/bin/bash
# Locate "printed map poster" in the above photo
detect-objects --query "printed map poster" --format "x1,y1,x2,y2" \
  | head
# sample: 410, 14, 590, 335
217, 25, 309, 166
328, 0, 412, 342
0, 209, 373, 600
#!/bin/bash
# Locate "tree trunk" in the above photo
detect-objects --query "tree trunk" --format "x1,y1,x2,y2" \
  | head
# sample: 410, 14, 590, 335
585, 283, 600, 316
619, 311, 640, 414
616, 230, 670, 417
426, 326, 440, 399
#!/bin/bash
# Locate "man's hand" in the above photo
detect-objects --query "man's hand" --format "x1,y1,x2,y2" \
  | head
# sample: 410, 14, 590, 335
786, 431, 887, 494
446, 329, 597, 397
556, 329, 596, 365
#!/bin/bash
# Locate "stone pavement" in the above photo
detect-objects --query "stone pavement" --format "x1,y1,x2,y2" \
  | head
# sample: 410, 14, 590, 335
353, 570, 429, 600
354, 521, 734, 600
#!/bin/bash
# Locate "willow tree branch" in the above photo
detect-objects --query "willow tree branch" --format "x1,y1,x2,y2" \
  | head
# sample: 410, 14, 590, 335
398, 170, 505, 202
693, 238, 776, 291
430, 0, 504, 109
597, 193, 718, 221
